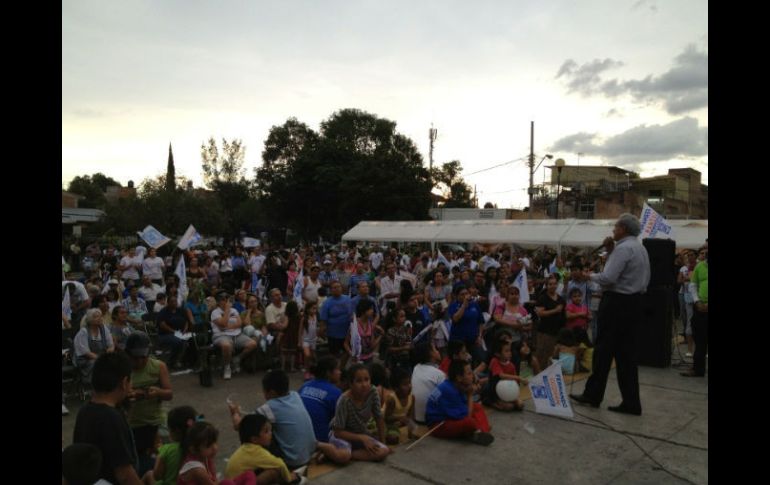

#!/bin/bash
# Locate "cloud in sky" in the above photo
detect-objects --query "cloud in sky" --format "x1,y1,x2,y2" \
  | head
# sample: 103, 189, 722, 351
550, 116, 707, 165
556, 58, 625, 96
557, 44, 708, 115
631, 0, 658, 13
62, 0, 708, 209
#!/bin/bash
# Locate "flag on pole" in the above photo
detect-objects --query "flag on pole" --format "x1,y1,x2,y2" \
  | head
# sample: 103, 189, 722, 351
349, 316, 362, 360
250, 273, 259, 294
400, 270, 417, 289
137, 225, 171, 249
436, 248, 449, 267
512, 266, 530, 303
175, 255, 188, 306
293, 269, 304, 307
528, 360, 574, 418
242, 237, 260, 248
412, 322, 433, 344
62, 286, 72, 320
178, 224, 203, 250
639, 203, 674, 240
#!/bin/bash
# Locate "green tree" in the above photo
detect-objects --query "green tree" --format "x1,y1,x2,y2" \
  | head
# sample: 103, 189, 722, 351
201, 137, 247, 188
137, 174, 190, 198
119, 172, 229, 236
97, 196, 147, 237
256, 109, 433, 240
200, 137, 254, 237
431, 160, 476, 208
166, 143, 176, 192
67, 173, 121, 209
256, 118, 321, 238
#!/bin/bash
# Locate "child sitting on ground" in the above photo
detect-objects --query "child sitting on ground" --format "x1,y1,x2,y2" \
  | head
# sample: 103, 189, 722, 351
440, 340, 470, 375
233, 370, 317, 470
425, 359, 494, 446
152, 405, 198, 485
331, 364, 391, 462
518, 337, 539, 376
369, 363, 390, 409
383, 367, 415, 445
552, 328, 582, 375
440, 340, 488, 397
178, 421, 256, 485
225, 413, 306, 485
484, 339, 527, 411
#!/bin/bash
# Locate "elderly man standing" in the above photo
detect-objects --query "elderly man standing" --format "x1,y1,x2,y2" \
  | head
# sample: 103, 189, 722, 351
571, 214, 650, 416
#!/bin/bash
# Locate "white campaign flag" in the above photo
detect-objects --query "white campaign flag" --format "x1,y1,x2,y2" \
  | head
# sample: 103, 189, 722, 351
528, 361, 574, 418
242, 237, 260, 248
639, 203, 675, 240
175, 255, 188, 306
137, 225, 171, 249
293, 269, 304, 307
178, 224, 203, 250
412, 322, 433, 343
400, 270, 417, 289
436, 248, 449, 267
512, 266, 530, 303
349, 315, 362, 360
62, 286, 72, 320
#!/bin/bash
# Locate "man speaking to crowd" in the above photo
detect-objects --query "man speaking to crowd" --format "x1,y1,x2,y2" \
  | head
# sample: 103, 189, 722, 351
571, 214, 650, 416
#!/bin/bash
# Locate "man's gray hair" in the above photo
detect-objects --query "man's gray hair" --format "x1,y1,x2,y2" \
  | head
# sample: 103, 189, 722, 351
616, 213, 641, 237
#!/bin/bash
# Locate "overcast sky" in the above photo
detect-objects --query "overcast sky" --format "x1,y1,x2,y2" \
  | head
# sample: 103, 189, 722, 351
62, 0, 707, 209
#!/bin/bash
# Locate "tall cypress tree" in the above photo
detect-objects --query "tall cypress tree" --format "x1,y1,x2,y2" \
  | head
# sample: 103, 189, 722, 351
166, 143, 176, 191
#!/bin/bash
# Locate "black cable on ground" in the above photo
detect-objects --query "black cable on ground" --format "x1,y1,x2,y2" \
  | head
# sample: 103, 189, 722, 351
571, 409, 700, 485
564, 338, 700, 485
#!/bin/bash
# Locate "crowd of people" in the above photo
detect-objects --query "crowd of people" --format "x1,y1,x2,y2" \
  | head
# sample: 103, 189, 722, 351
62, 214, 708, 484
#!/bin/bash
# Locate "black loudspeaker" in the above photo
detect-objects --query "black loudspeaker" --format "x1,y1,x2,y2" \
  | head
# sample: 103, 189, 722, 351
638, 287, 673, 367
643, 238, 676, 289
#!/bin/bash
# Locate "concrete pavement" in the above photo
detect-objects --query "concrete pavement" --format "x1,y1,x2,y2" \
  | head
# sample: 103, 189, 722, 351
61, 344, 707, 484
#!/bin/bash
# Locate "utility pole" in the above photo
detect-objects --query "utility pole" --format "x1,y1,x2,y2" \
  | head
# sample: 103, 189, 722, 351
576, 152, 583, 218
429, 124, 438, 208
528, 121, 535, 219
429, 124, 437, 173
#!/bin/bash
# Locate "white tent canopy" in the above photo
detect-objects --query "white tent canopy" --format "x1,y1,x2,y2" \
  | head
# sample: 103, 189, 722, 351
342, 219, 708, 250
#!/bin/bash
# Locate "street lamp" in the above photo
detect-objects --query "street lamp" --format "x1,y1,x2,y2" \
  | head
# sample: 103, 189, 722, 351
555, 158, 565, 219
528, 154, 552, 219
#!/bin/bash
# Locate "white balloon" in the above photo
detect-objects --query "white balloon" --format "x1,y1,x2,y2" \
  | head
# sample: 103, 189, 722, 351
496, 380, 520, 402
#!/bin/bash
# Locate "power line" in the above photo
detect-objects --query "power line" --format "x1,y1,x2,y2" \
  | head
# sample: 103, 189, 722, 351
476, 186, 530, 195
463, 156, 529, 177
